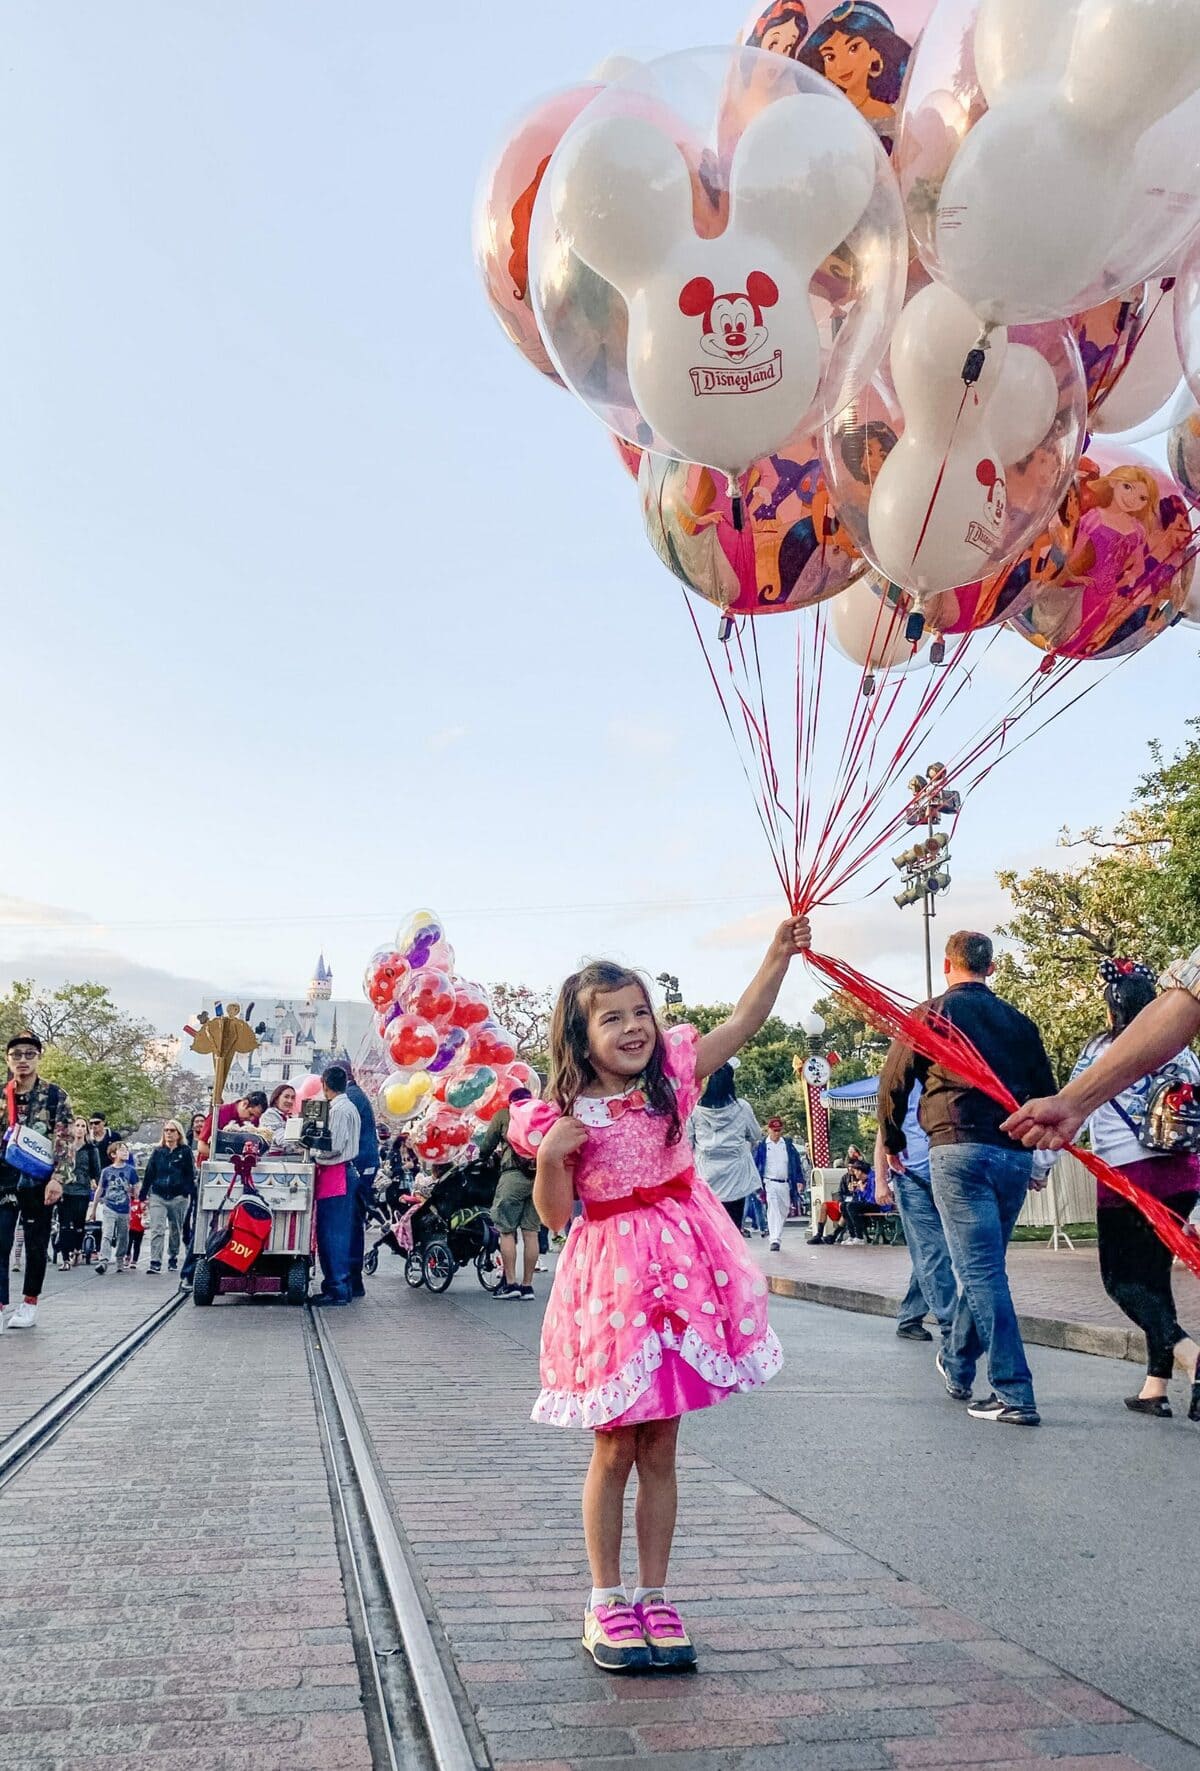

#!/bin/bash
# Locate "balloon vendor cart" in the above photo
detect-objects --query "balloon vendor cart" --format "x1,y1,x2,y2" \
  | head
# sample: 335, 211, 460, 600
191, 1150, 316, 1306
182, 996, 316, 1307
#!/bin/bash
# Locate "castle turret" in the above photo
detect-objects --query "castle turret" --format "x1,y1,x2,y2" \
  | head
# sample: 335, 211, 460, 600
308, 953, 333, 1003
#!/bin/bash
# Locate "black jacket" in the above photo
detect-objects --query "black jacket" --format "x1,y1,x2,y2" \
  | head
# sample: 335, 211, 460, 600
142, 1143, 197, 1202
880, 982, 1056, 1154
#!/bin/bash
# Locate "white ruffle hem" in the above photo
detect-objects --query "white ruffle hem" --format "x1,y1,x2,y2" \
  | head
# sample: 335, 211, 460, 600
531, 1321, 784, 1430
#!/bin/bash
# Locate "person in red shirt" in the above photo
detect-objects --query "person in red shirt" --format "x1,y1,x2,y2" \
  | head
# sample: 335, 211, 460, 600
195, 1093, 267, 1162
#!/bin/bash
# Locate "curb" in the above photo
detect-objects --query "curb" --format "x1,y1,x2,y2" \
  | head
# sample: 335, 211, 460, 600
765, 1274, 1145, 1365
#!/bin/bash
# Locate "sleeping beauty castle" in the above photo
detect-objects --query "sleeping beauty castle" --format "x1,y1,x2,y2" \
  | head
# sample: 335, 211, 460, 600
208, 955, 373, 1102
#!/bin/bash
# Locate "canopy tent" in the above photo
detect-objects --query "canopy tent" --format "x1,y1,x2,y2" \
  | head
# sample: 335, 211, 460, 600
820, 1076, 880, 1116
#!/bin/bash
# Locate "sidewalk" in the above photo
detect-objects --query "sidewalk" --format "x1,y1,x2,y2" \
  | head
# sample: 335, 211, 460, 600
325, 1274, 1200, 1771
753, 1231, 1200, 1362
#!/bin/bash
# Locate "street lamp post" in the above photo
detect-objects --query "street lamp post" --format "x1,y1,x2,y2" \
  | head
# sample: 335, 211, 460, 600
656, 972, 683, 1018
893, 764, 962, 999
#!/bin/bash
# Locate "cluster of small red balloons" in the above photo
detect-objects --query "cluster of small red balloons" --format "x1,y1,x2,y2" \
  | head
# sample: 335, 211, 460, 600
363, 910, 540, 1167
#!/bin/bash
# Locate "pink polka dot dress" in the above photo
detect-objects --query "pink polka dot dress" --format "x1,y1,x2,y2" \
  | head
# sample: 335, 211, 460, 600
512, 1025, 783, 1431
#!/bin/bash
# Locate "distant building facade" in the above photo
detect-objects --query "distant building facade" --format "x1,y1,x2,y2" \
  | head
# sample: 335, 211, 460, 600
207, 955, 372, 1102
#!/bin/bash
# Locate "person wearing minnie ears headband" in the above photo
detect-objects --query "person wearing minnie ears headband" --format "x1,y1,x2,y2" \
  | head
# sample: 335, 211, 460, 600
1009, 957, 1200, 1425
0, 1031, 72, 1332
513, 916, 810, 1675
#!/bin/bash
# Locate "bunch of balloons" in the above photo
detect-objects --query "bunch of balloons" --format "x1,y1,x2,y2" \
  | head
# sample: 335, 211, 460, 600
363, 910, 540, 1168
475, 0, 1200, 668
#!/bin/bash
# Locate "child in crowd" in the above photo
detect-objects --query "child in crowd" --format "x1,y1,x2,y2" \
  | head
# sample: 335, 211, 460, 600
517, 916, 810, 1674
94, 1142, 137, 1275
127, 1189, 147, 1270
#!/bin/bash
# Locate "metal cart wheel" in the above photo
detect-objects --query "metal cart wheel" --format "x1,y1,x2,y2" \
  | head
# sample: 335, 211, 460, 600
475, 1247, 504, 1292
423, 1239, 455, 1293
285, 1258, 309, 1304
192, 1258, 217, 1306
404, 1249, 425, 1288
364, 1247, 379, 1278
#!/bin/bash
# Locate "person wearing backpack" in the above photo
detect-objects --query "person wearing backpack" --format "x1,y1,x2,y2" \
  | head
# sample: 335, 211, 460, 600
476, 1088, 541, 1300
1068, 959, 1200, 1422
1, 1031, 72, 1331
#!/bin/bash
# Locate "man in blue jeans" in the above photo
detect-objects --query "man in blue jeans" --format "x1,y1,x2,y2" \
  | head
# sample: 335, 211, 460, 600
880, 932, 1056, 1426
874, 1084, 957, 1344
311, 1064, 361, 1308
344, 1065, 380, 1300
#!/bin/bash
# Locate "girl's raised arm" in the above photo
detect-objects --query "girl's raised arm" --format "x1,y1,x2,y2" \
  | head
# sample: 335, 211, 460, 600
695, 917, 811, 1081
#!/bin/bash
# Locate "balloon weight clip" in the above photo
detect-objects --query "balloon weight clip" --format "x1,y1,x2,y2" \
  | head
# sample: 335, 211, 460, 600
717, 615, 735, 644
930, 638, 946, 666
904, 612, 926, 644
861, 672, 877, 698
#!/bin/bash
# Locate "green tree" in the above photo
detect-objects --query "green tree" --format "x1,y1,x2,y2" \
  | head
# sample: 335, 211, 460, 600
994, 722, 1200, 1080
0, 979, 176, 1127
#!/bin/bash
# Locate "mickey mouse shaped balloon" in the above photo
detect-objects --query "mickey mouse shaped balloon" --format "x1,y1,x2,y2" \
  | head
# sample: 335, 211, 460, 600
530, 48, 907, 482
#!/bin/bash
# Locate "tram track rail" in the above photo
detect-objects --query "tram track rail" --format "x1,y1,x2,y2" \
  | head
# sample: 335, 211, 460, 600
0, 1287, 188, 1493
305, 1305, 485, 1771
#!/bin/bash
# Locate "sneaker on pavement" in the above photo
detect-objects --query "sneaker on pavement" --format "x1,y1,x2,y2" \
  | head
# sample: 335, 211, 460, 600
168, 1259, 178, 1271
534, 1259, 547, 1272
768, 1240, 781, 1252
95, 1261, 108, 1277
148, 1261, 162, 1274
897, 1322, 933, 1342
582, 1600, 652, 1673
968, 1392, 1040, 1426
633, 1595, 697, 1671
518, 1285, 535, 1301
8, 1301, 38, 1329
494, 1281, 520, 1300
936, 1348, 972, 1402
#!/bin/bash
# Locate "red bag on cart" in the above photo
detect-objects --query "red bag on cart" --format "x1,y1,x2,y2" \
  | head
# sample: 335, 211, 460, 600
209, 1193, 272, 1273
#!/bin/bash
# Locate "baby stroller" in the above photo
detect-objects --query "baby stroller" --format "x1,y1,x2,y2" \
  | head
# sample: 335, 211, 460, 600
365, 1161, 502, 1294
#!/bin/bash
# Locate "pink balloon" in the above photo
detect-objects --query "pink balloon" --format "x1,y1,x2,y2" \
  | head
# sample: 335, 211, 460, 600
296, 1074, 324, 1102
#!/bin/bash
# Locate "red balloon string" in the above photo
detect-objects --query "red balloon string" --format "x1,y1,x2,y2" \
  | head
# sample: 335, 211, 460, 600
804, 947, 1200, 1282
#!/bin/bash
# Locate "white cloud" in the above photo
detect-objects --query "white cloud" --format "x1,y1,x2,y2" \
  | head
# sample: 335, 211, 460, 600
0, 894, 90, 930
0, 947, 217, 1039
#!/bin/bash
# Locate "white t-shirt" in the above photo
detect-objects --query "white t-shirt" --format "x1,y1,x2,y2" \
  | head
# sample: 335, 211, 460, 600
763, 1137, 790, 1182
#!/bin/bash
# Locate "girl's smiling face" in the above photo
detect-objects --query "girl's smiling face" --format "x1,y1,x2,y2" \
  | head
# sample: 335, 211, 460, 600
586, 984, 657, 1085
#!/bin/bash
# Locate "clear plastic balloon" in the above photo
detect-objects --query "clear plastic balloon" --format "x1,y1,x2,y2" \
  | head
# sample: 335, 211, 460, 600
821, 284, 1086, 596
426, 1024, 468, 1077
474, 84, 602, 385
378, 1069, 435, 1125
399, 967, 456, 1029
640, 438, 863, 615
395, 910, 455, 975
411, 1108, 473, 1167
1008, 443, 1196, 660
468, 1021, 518, 1069
1091, 278, 1192, 439
449, 981, 491, 1030
530, 47, 908, 475
386, 1014, 441, 1077
894, 0, 1200, 325
827, 573, 933, 672
1167, 409, 1200, 509
1174, 234, 1200, 409
443, 1064, 500, 1117
505, 1060, 543, 1099
363, 949, 409, 1013
742, 1, 937, 155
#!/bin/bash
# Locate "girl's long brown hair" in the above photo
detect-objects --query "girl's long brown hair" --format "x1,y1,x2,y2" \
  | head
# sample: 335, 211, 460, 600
548, 961, 683, 1144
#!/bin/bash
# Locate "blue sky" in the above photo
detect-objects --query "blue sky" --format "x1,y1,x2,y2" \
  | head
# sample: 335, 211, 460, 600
1, 0, 1195, 1037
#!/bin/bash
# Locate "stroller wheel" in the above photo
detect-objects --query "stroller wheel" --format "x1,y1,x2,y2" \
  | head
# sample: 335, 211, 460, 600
423, 1239, 455, 1293
364, 1247, 379, 1278
475, 1246, 504, 1292
404, 1249, 425, 1289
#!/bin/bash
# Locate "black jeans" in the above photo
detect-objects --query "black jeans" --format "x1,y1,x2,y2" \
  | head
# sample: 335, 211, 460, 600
842, 1199, 872, 1241
0, 1184, 53, 1306
723, 1197, 747, 1230
56, 1192, 91, 1260
1098, 1189, 1199, 1378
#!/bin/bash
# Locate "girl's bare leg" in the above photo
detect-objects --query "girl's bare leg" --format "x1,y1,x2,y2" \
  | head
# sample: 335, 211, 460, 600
582, 1427, 638, 1590
633, 1417, 681, 1590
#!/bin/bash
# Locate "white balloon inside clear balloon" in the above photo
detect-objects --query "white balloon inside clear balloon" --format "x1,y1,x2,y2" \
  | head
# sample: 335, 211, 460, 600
532, 49, 906, 483
829, 577, 932, 676
865, 285, 1058, 596
916, 0, 1200, 322
1092, 280, 1191, 439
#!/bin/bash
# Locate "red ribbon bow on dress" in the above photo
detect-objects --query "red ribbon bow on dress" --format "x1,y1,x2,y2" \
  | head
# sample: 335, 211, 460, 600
586, 1176, 693, 1221
606, 1089, 647, 1121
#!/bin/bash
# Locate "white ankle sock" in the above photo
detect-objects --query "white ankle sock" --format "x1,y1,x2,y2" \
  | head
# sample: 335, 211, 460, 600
589, 1586, 626, 1610
632, 1586, 663, 1606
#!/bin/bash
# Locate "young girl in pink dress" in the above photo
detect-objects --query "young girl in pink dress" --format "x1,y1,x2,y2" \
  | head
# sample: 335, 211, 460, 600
514, 916, 810, 1674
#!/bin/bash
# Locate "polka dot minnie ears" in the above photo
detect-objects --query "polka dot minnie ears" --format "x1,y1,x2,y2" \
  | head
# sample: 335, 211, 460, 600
1098, 957, 1155, 986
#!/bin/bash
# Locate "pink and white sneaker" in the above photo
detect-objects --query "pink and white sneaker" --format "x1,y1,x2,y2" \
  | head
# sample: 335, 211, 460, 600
581, 1600, 652, 1673
633, 1594, 697, 1671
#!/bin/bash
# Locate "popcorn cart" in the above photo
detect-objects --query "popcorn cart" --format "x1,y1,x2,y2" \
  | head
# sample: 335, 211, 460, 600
191, 1151, 316, 1306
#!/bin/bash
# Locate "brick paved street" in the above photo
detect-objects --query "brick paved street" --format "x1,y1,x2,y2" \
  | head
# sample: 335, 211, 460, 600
0, 1302, 372, 1771
754, 1233, 1200, 1361
326, 1263, 1200, 1771
0, 1263, 173, 1438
